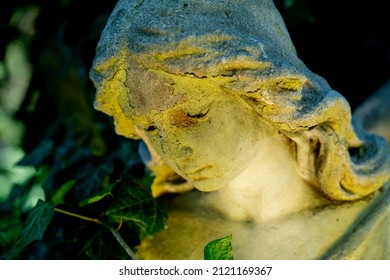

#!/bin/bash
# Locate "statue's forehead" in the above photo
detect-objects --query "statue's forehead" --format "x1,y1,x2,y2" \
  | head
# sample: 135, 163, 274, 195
125, 67, 225, 118
125, 69, 185, 116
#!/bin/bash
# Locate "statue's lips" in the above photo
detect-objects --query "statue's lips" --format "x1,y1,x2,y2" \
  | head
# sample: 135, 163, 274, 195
183, 165, 214, 180
185, 165, 214, 175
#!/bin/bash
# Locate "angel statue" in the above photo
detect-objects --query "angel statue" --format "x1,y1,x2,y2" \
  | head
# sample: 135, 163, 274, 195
90, 0, 390, 259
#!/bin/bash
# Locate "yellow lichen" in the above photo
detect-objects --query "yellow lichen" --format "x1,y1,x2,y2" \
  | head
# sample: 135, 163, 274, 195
94, 49, 140, 139
154, 46, 206, 61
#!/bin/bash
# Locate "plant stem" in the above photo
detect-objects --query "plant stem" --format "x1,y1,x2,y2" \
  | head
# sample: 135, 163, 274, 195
106, 225, 138, 260
54, 208, 103, 225
54, 207, 137, 260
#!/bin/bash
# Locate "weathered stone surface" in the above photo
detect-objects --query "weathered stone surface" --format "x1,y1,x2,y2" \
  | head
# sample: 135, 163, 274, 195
90, 0, 390, 259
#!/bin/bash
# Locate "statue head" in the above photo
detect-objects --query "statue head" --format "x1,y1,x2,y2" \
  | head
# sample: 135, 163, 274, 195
90, 0, 390, 200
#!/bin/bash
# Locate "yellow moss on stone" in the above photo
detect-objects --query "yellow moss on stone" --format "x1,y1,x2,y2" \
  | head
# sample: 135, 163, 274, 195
94, 50, 140, 139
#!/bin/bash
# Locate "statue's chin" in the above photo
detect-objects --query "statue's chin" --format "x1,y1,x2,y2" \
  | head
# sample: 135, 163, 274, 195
189, 177, 227, 192
185, 163, 248, 192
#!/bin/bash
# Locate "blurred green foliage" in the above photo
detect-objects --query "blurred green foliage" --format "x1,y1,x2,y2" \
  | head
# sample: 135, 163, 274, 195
0, 0, 167, 260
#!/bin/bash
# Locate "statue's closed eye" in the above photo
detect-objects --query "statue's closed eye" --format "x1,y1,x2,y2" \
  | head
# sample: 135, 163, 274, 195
187, 111, 207, 119
186, 104, 212, 120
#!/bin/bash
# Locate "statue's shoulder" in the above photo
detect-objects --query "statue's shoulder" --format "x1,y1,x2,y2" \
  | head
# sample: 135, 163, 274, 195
323, 184, 390, 259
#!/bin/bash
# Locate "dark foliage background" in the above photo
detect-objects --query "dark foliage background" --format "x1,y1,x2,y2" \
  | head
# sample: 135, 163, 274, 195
0, 0, 389, 259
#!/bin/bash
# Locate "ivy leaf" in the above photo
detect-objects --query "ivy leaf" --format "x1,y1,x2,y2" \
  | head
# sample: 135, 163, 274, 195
1, 200, 54, 259
105, 177, 167, 238
51, 180, 76, 206
0, 213, 23, 249
17, 140, 53, 167
79, 180, 118, 207
73, 159, 114, 201
140, 175, 155, 188
204, 234, 234, 260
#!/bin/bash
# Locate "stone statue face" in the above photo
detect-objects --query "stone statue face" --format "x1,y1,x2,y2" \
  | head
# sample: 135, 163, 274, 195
125, 67, 262, 192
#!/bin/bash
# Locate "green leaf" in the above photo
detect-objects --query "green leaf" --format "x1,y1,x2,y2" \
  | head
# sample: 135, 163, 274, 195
17, 140, 53, 167
204, 234, 234, 260
51, 179, 76, 206
105, 177, 167, 238
82, 229, 112, 260
73, 159, 114, 200
79, 180, 118, 207
0, 214, 23, 249
81, 229, 133, 260
1, 200, 54, 259
140, 175, 155, 189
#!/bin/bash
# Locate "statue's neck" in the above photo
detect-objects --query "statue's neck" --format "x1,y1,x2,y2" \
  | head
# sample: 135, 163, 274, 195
203, 129, 329, 222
